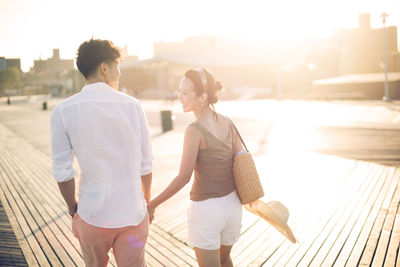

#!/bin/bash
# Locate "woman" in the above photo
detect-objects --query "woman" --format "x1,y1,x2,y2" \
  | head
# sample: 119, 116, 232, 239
147, 68, 244, 267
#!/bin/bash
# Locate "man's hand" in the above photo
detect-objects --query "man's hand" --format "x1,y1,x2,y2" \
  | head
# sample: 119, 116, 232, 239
68, 202, 78, 218
147, 202, 156, 224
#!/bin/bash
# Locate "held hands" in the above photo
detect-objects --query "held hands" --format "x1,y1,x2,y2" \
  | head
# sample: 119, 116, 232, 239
68, 202, 78, 218
147, 201, 156, 224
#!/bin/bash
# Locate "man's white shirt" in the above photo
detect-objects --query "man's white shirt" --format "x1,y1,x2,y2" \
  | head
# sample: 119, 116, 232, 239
51, 82, 153, 228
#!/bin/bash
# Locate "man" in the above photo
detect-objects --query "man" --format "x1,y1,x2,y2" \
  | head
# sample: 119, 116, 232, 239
51, 39, 153, 267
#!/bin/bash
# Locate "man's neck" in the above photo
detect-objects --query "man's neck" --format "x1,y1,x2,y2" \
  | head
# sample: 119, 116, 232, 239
86, 76, 106, 85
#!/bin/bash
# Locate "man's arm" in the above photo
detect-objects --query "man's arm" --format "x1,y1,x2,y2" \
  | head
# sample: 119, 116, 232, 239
141, 172, 152, 203
51, 107, 77, 216
138, 101, 153, 203
57, 179, 77, 216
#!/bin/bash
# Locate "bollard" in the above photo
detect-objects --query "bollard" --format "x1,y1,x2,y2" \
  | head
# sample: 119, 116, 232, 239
161, 110, 173, 133
7, 97, 10, 105
42, 102, 47, 110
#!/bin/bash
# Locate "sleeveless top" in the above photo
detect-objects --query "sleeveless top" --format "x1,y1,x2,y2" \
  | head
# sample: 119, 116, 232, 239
189, 118, 236, 201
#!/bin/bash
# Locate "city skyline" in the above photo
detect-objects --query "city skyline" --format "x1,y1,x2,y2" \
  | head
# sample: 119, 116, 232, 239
1, 0, 399, 71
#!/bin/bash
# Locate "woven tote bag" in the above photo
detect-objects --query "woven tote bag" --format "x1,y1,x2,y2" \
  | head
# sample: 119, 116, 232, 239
232, 123, 264, 204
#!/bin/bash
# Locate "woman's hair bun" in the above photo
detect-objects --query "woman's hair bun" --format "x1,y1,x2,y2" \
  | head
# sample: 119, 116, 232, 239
215, 81, 224, 91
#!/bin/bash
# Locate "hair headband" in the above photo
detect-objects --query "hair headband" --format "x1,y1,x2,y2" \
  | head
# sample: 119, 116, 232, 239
194, 68, 207, 93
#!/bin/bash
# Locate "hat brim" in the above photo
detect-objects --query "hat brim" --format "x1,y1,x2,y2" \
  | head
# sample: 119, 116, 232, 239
244, 200, 297, 244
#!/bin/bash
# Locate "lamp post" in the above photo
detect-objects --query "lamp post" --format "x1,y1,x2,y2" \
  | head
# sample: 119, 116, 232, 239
380, 13, 391, 102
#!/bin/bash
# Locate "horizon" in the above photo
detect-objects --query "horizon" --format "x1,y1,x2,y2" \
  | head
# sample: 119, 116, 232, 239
1, 0, 399, 71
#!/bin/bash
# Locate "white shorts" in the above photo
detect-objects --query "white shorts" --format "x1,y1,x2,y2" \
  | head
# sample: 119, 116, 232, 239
187, 191, 242, 250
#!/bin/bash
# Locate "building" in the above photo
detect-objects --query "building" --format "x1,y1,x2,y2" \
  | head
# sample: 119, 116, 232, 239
334, 14, 399, 74
127, 14, 400, 100
25, 49, 83, 96
313, 72, 400, 100
32, 49, 74, 74
119, 57, 190, 98
310, 14, 400, 100
153, 35, 297, 67
0, 57, 21, 71
120, 56, 277, 99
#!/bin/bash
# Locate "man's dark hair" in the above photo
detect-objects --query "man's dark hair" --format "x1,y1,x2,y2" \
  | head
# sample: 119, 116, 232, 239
76, 39, 121, 79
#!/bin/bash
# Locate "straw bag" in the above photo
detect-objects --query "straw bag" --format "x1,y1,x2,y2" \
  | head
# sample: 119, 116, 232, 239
232, 123, 264, 204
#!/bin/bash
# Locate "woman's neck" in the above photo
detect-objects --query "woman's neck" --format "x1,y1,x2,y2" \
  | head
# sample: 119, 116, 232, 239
194, 106, 212, 119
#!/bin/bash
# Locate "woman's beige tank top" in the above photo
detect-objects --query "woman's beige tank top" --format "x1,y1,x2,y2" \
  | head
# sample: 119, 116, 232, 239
189, 119, 236, 201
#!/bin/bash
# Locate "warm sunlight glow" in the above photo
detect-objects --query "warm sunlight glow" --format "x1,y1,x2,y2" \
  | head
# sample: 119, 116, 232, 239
0, 0, 399, 71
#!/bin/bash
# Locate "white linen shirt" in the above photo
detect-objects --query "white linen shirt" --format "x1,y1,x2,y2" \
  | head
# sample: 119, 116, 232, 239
51, 82, 153, 228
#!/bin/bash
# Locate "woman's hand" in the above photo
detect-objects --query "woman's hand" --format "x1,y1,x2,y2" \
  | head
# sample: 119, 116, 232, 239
145, 126, 200, 225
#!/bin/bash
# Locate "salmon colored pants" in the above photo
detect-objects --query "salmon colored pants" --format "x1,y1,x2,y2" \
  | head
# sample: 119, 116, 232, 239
72, 213, 149, 267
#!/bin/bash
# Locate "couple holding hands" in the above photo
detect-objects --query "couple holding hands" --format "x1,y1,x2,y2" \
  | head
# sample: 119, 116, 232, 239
51, 38, 294, 267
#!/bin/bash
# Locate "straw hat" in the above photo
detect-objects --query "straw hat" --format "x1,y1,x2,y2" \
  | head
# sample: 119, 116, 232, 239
244, 200, 297, 244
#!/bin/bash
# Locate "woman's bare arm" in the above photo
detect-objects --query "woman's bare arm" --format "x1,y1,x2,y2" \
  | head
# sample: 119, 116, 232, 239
148, 126, 201, 210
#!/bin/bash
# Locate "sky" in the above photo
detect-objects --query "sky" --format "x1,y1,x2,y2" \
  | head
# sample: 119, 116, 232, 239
1, 0, 399, 71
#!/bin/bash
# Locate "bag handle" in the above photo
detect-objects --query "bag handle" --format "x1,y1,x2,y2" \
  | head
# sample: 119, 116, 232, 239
231, 121, 249, 152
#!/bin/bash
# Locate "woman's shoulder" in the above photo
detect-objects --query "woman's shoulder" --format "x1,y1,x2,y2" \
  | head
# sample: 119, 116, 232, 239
184, 124, 204, 147
186, 123, 203, 136
217, 113, 233, 125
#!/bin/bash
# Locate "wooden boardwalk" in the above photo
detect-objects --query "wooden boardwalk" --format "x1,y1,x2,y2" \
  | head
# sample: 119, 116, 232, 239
0, 99, 399, 266
0, 200, 28, 266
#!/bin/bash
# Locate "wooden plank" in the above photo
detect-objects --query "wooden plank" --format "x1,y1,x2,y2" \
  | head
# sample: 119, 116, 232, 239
264, 160, 363, 266
334, 168, 399, 266
0, 188, 32, 266
144, 251, 165, 267
267, 163, 363, 265
146, 233, 190, 266
308, 164, 388, 266
148, 230, 195, 266
384, 211, 400, 267
236, 197, 317, 266
0, 156, 65, 266
1, 148, 79, 265
1, 101, 400, 267
248, 159, 358, 266
154, 198, 189, 227
2, 147, 84, 266
372, 187, 399, 266
357, 169, 399, 266
8, 155, 111, 266
168, 221, 189, 243
234, 220, 275, 265
1, 125, 196, 266
3, 145, 81, 236
0, 129, 91, 265
255, 209, 320, 266
291, 162, 379, 266
267, 210, 333, 266
5, 155, 94, 265
0, 124, 113, 267
382, 185, 400, 267
150, 224, 196, 262
321, 167, 397, 266
238, 213, 306, 266
344, 169, 399, 266
145, 238, 180, 266
2, 135, 118, 267
0, 166, 50, 266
